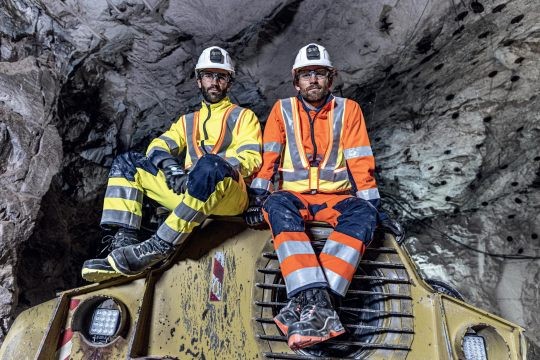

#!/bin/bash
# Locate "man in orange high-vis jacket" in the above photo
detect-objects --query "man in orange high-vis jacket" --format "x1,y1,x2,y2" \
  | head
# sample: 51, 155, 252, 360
246, 43, 389, 350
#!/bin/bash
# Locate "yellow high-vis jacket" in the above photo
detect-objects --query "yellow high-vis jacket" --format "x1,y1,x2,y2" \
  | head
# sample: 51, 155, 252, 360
146, 97, 262, 178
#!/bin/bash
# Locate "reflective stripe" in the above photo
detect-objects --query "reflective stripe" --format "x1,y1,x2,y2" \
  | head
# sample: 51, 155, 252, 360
321, 239, 361, 268
226, 157, 240, 170
276, 241, 316, 262
284, 267, 327, 295
158, 135, 179, 155
281, 99, 306, 171
237, 143, 260, 153
319, 168, 349, 182
323, 268, 350, 296
105, 186, 143, 203
323, 97, 345, 170
356, 188, 380, 200
281, 169, 309, 181
216, 106, 242, 155
264, 142, 283, 153
344, 146, 373, 159
101, 209, 141, 229
173, 202, 206, 224
156, 222, 189, 245
251, 178, 272, 191
184, 113, 199, 167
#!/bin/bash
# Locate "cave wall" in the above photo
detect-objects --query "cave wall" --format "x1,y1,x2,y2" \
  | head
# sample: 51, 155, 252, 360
0, 0, 539, 350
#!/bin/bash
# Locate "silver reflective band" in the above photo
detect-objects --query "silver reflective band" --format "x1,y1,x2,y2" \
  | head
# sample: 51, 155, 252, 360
263, 142, 283, 153
276, 241, 316, 262
158, 135, 179, 153
463, 335, 487, 360
323, 268, 350, 296
251, 178, 272, 191
89, 309, 120, 336
284, 267, 327, 295
356, 188, 380, 200
105, 186, 143, 203
321, 239, 361, 267
344, 146, 373, 159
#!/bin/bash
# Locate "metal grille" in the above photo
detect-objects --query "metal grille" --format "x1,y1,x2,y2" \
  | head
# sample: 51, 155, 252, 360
254, 230, 414, 359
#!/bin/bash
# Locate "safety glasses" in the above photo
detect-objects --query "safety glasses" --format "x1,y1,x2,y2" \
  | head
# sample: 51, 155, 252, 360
199, 71, 231, 83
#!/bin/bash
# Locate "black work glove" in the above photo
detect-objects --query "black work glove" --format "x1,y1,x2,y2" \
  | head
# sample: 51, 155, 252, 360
161, 158, 188, 195
378, 211, 405, 243
244, 188, 270, 227
245, 206, 265, 227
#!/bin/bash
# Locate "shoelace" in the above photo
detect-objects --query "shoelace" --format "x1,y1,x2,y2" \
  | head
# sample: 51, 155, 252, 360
133, 237, 170, 257
99, 231, 137, 255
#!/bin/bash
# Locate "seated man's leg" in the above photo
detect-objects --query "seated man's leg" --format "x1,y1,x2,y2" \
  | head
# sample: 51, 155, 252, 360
269, 193, 345, 349
318, 196, 378, 297
107, 154, 247, 275
82, 151, 177, 282
263, 191, 341, 346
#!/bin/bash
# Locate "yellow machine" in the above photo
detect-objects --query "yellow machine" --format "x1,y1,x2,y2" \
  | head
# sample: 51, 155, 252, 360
0, 219, 528, 359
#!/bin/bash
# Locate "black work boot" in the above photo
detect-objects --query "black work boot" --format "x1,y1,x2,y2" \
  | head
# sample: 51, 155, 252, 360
81, 228, 139, 282
274, 293, 304, 335
107, 235, 173, 275
287, 288, 345, 350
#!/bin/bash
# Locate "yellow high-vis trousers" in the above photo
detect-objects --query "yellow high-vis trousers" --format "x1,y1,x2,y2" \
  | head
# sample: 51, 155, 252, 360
101, 152, 248, 246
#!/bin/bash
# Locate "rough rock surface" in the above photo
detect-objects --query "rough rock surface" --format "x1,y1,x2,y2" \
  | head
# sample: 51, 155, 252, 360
0, 0, 539, 351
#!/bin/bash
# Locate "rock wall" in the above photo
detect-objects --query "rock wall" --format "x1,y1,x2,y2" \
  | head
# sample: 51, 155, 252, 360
0, 0, 539, 351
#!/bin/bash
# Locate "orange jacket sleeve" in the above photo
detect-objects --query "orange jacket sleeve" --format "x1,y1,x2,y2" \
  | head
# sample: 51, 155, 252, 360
341, 99, 380, 202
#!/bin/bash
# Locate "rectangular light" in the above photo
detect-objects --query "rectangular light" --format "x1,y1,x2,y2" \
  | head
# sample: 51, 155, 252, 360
463, 334, 488, 360
89, 308, 120, 336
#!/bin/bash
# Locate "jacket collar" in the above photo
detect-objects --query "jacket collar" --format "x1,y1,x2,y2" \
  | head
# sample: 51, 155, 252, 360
201, 96, 233, 111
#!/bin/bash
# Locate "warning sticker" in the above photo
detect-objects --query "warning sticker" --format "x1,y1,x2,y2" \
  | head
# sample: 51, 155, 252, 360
209, 251, 225, 301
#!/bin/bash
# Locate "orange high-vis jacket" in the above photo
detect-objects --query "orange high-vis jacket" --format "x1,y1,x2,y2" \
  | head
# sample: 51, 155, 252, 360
252, 96, 379, 200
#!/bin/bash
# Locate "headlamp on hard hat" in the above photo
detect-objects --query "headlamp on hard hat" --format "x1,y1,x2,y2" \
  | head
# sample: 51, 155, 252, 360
209, 48, 224, 64
306, 44, 321, 60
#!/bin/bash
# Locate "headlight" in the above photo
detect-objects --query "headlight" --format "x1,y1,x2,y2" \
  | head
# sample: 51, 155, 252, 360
72, 296, 128, 345
89, 308, 121, 337
457, 325, 511, 360
463, 333, 488, 360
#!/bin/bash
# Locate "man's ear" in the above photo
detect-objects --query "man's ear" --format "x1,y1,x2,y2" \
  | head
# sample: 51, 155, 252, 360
197, 79, 202, 89
293, 78, 300, 91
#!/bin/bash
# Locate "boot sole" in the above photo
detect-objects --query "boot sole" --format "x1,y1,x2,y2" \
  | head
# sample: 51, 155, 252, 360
288, 328, 346, 350
107, 254, 138, 276
81, 268, 123, 283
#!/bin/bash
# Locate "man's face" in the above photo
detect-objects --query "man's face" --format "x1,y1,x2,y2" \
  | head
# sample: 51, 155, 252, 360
294, 66, 333, 104
197, 68, 231, 103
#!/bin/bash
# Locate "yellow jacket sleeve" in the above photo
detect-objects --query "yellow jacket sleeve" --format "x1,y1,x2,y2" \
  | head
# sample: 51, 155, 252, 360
146, 116, 188, 168
230, 109, 262, 178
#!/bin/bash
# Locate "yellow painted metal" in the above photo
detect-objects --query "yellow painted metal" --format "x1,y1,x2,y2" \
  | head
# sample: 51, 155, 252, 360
145, 220, 271, 359
0, 299, 57, 360
0, 222, 527, 359
391, 234, 526, 360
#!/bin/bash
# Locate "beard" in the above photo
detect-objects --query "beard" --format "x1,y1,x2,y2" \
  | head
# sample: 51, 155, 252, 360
200, 84, 227, 103
299, 85, 329, 103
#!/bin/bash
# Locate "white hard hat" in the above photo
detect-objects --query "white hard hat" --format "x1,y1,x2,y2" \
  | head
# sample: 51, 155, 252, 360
292, 43, 333, 73
195, 46, 235, 76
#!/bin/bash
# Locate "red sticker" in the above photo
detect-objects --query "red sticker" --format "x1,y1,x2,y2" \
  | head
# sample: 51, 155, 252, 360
209, 252, 225, 301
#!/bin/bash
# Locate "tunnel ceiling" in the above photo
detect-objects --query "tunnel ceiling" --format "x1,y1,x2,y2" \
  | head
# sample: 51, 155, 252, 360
0, 0, 539, 352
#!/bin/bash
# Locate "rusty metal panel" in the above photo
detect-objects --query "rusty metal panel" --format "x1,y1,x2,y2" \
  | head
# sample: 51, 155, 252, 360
145, 221, 270, 359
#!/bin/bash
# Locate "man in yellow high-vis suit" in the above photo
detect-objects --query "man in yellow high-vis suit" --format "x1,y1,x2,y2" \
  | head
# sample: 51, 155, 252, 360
82, 46, 262, 281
